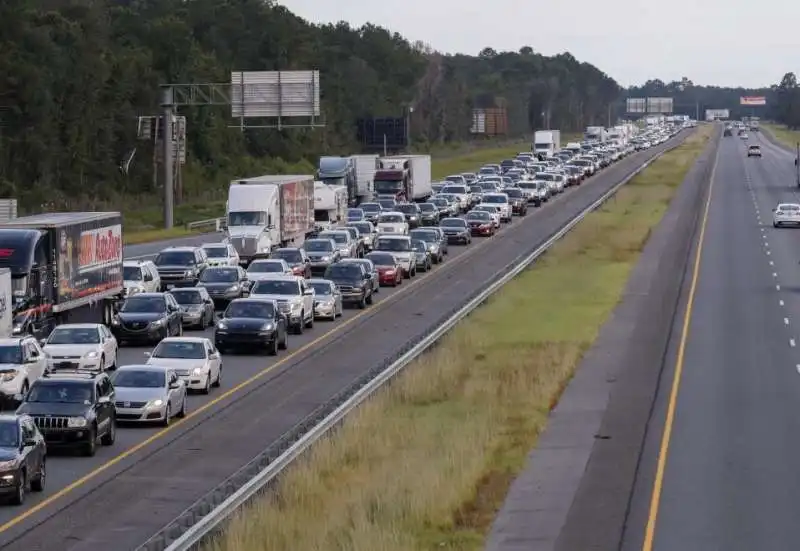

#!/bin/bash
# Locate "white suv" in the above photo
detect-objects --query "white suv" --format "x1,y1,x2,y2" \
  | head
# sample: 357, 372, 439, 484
248, 275, 315, 334
202, 243, 240, 267
122, 260, 161, 297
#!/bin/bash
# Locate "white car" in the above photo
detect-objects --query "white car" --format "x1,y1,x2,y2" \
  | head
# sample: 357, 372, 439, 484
145, 337, 222, 394
471, 205, 501, 228
740, 133, 749, 140
111, 364, 187, 425
773, 203, 800, 227
122, 260, 161, 297
202, 243, 240, 267
376, 212, 409, 235
247, 259, 293, 281
440, 184, 470, 211
42, 323, 118, 372
0, 337, 47, 398
373, 235, 417, 278
249, 275, 315, 334
479, 193, 512, 222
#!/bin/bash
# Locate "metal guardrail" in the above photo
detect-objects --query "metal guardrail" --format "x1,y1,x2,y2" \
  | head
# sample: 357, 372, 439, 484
185, 217, 226, 232
137, 134, 691, 551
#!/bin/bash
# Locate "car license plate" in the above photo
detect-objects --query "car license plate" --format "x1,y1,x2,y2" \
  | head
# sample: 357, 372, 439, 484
167, 284, 175, 290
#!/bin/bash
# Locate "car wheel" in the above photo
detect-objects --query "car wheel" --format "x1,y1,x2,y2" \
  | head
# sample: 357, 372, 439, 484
176, 396, 187, 418
366, 292, 374, 305
213, 365, 222, 387
295, 316, 304, 335
177, 323, 183, 337
12, 471, 25, 505
31, 460, 45, 492
358, 296, 367, 309
84, 427, 97, 457
279, 331, 288, 349
101, 417, 116, 446
201, 373, 211, 394
161, 403, 172, 427
774, 222, 779, 228
268, 337, 279, 356
305, 313, 314, 329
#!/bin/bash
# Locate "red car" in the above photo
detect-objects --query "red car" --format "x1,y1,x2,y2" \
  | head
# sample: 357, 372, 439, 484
366, 252, 403, 287
465, 212, 495, 236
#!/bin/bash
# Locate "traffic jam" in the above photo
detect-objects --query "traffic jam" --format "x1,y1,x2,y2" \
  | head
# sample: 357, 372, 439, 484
0, 121, 687, 504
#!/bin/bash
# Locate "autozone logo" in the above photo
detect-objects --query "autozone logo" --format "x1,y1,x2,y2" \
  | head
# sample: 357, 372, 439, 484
79, 225, 123, 270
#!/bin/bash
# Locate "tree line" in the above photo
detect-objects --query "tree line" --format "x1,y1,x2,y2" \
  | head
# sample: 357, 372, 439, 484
0, 0, 623, 215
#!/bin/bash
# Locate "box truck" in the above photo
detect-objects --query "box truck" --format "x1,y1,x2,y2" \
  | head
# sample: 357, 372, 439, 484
374, 155, 432, 202
313, 180, 348, 232
533, 130, 561, 157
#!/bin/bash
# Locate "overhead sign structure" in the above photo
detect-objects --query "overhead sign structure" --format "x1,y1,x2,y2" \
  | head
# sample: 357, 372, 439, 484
740, 96, 766, 106
231, 70, 321, 119
705, 109, 730, 121
646, 97, 674, 114
626, 98, 646, 114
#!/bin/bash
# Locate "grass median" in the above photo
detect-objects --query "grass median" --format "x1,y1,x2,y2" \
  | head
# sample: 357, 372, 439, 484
123, 138, 581, 245
200, 126, 712, 551
762, 123, 800, 149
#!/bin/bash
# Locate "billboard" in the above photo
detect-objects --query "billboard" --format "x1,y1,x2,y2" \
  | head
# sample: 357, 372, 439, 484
705, 109, 730, 121
647, 97, 674, 114
470, 108, 508, 135
740, 96, 766, 106
231, 70, 321, 118
627, 98, 646, 113
78, 225, 123, 273
356, 117, 408, 151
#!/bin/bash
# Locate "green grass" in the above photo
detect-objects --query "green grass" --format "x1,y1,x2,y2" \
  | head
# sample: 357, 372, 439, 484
762, 123, 800, 149
123, 137, 577, 244
199, 125, 713, 551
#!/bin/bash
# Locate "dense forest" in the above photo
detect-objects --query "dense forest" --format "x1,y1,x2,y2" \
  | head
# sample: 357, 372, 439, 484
626, 77, 773, 120
772, 72, 800, 129
0, 0, 621, 214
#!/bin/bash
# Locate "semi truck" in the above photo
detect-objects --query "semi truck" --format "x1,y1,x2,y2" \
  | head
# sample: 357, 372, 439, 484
0, 212, 124, 339
533, 130, 561, 157
584, 126, 607, 143
374, 155, 432, 203
317, 154, 377, 206
226, 175, 315, 265
0, 269, 12, 338
313, 180, 348, 232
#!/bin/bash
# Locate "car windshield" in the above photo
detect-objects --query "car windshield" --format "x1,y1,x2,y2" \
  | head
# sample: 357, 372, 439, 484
361, 203, 381, 214
304, 240, 333, 252
251, 280, 300, 295
310, 282, 332, 295
505, 189, 523, 198
440, 219, 466, 227
0, 345, 22, 364
347, 209, 364, 219
410, 230, 437, 241
170, 290, 203, 304
249, 262, 284, 273
203, 246, 227, 258
411, 240, 427, 252
112, 370, 165, 388
27, 382, 93, 404
779, 204, 800, 211
120, 297, 165, 313
366, 253, 396, 266
467, 212, 491, 221
441, 186, 466, 194
351, 223, 372, 234
483, 195, 507, 204
0, 420, 18, 447
320, 233, 347, 244
47, 327, 100, 345
431, 199, 447, 207
272, 250, 303, 263
326, 264, 362, 278
376, 238, 410, 252
378, 200, 396, 209
419, 204, 436, 212
225, 301, 275, 319
152, 341, 205, 359
396, 204, 418, 214
379, 214, 404, 223
154, 251, 194, 266
123, 266, 142, 281
200, 268, 238, 283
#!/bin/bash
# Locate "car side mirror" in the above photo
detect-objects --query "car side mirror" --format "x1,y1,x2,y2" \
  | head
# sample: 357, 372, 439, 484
39, 339, 47, 346
144, 351, 151, 357
98, 396, 111, 404
303, 289, 313, 295
169, 382, 181, 389
23, 438, 36, 448
363, 273, 371, 279
13, 393, 23, 402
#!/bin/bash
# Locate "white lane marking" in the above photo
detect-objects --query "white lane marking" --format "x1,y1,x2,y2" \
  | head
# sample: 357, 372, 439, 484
773, 272, 778, 278
785, 318, 790, 325
777, 284, 781, 290
767, 250, 771, 255
780, 299, 785, 306
791, 339, 796, 348
769, 260, 774, 266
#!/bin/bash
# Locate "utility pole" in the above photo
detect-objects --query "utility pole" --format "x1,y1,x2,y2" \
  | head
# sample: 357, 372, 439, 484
161, 87, 174, 229
795, 142, 799, 188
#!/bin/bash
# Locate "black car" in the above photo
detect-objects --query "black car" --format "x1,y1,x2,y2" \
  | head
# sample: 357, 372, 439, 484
503, 188, 529, 216
16, 370, 116, 457
154, 246, 208, 290
214, 298, 288, 355
323, 262, 374, 308
417, 203, 440, 226
359, 202, 383, 224
395, 203, 422, 229
197, 266, 249, 305
439, 218, 472, 245
169, 287, 216, 329
270, 247, 312, 279
409, 228, 445, 263
111, 293, 183, 344
0, 414, 46, 504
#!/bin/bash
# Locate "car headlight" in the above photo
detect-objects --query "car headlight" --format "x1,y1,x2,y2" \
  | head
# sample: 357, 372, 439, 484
67, 417, 87, 428
11, 325, 21, 334
146, 399, 164, 409
184, 270, 193, 277
128, 286, 144, 295
216, 321, 227, 330
227, 285, 239, 292
111, 317, 120, 326
0, 371, 18, 382
192, 367, 205, 375
84, 351, 99, 359
0, 460, 16, 470
261, 323, 274, 332
151, 319, 163, 327
321, 256, 330, 262
291, 301, 302, 311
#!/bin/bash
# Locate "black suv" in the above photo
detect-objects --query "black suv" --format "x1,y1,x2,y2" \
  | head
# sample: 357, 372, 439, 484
111, 292, 183, 344
0, 413, 46, 504
154, 246, 209, 290
16, 370, 116, 456
323, 262, 374, 308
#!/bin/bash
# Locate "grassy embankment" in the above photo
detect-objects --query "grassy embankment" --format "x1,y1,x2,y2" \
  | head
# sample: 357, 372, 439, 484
201, 124, 714, 551
123, 136, 580, 245
761, 123, 800, 150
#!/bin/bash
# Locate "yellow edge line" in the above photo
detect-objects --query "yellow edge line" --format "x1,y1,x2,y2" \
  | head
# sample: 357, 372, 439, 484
0, 223, 504, 533
641, 134, 720, 550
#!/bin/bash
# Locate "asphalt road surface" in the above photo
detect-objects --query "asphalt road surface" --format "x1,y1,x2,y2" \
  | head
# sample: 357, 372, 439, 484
622, 132, 800, 551
0, 136, 687, 551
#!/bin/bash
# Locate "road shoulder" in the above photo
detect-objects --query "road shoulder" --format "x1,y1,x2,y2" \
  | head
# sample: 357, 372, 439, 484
483, 127, 721, 551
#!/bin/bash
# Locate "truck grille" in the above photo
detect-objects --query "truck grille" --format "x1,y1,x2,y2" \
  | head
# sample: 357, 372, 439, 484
33, 416, 70, 430
232, 237, 258, 257
115, 401, 147, 409
278, 302, 291, 313
337, 285, 354, 293
159, 270, 189, 281
123, 321, 149, 331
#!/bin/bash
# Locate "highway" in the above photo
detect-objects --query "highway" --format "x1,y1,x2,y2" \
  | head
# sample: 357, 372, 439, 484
622, 131, 800, 551
0, 136, 687, 550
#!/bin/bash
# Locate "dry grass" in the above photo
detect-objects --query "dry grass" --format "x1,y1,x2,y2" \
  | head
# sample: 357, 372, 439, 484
198, 126, 712, 551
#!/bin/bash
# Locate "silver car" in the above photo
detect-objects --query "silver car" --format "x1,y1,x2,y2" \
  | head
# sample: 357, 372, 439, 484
773, 203, 800, 227
111, 364, 187, 426
308, 279, 343, 320
318, 230, 357, 258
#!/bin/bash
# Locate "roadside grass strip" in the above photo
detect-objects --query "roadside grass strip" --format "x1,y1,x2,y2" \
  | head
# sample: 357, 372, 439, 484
199, 126, 712, 551
761, 123, 800, 149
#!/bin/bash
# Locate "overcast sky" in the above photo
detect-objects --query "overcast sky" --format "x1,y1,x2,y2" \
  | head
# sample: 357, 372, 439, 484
276, 0, 790, 89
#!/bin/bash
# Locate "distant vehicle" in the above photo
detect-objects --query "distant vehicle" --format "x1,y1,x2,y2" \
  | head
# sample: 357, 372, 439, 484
747, 145, 761, 157
145, 337, 222, 393
0, 413, 46, 504
111, 365, 186, 426
773, 203, 800, 227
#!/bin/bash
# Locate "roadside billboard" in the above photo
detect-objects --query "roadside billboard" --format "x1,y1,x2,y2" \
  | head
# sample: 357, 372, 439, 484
740, 96, 766, 106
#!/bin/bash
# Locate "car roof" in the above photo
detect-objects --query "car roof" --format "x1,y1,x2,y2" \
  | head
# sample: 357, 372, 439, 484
376, 234, 410, 239
252, 274, 301, 281
778, 203, 800, 207
158, 336, 209, 344
128, 292, 165, 298
274, 247, 302, 252
379, 211, 405, 216
201, 243, 228, 247
250, 258, 286, 263
0, 337, 28, 345
123, 260, 153, 266
160, 246, 198, 252
117, 364, 168, 372
51, 323, 103, 330
308, 278, 334, 285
